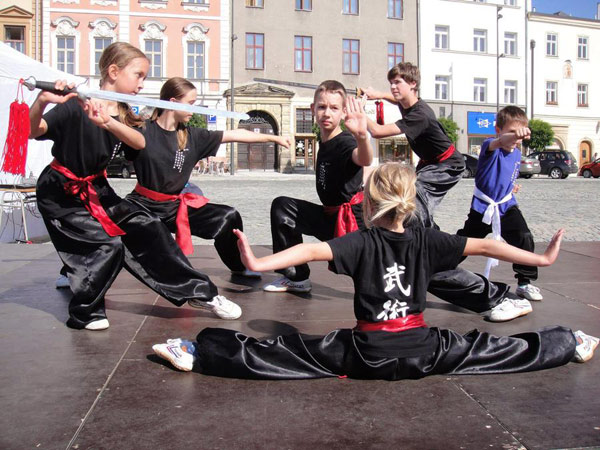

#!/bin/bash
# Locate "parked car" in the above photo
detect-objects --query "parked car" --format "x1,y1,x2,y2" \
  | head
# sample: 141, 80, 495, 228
462, 153, 479, 178
578, 159, 600, 178
518, 154, 541, 178
106, 151, 136, 178
527, 150, 579, 179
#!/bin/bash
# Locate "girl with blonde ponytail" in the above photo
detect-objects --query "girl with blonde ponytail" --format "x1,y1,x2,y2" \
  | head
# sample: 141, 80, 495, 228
153, 162, 597, 378
124, 77, 292, 281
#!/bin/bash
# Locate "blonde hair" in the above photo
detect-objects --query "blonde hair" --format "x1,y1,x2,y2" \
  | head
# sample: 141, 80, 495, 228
363, 162, 417, 227
98, 42, 147, 128
151, 77, 196, 150
313, 80, 347, 104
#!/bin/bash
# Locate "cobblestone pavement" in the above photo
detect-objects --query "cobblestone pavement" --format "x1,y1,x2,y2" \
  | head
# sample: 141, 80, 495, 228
109, 172, 600, 245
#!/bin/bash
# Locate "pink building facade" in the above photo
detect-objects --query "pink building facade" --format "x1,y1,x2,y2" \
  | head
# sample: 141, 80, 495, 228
42, 0, 230, 120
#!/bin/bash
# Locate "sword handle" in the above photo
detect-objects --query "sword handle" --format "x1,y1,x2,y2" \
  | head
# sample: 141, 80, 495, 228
31, 80, 78, 96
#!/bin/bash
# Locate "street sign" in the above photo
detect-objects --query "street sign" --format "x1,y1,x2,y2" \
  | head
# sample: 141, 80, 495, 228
131, 105, 140, 115
208, 115, 217, 124
467, 111, 496, 135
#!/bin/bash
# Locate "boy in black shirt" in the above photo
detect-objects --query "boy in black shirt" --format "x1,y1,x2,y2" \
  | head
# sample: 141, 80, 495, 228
363, 62, 464, 229
263, 80, 373, 293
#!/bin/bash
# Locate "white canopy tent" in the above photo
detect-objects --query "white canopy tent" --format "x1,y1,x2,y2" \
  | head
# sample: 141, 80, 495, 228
0, 42, 83, 242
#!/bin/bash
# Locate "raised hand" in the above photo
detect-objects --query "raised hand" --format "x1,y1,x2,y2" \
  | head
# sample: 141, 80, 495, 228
233, 228, 257, 270
83, 99, 111, 129
543, 228, 565, 266
360, 86, 382, 100
38, 80, 78, 105
344, 96, 367, 139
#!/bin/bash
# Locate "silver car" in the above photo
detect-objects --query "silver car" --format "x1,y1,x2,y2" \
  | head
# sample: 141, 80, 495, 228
519, 155, 541, 179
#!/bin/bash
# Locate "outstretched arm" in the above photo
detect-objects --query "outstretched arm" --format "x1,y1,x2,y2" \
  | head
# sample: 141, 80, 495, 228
487, 127, 531, 153
234, 229, 333, 272
366, 117, 403, 139
344, 96, 373, 167
222, 129, 292, 149
463, 229, 564, 267
361, 86, 397, 105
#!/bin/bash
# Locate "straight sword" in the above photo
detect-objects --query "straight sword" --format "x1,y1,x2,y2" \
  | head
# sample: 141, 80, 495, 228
22, 77, 250, 121
253, 78, 360, 96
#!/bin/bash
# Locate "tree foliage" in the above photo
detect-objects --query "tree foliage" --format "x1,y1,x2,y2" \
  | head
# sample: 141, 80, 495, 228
522, 119, 554, 152
438, 117, 459, 144
187, 113, 207, 129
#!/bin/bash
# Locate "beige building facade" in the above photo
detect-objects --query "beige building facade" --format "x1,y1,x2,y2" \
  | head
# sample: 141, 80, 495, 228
230, 0, 418, 172
1, 0, 43, 60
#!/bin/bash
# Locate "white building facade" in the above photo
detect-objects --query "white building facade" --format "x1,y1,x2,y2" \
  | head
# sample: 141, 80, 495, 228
419, 0, 531, 156
528, 10, 600, 166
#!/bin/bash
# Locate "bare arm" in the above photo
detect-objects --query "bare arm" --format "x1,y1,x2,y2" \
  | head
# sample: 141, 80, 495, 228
222, 129, 292, 148
344, 96, 373, 167
463, 229, 564, 267
234, 229, 333, 272
82, 99, 145, 150
366, 117, 403, 139
361, 86, 397, 105
487, 127, 531, 153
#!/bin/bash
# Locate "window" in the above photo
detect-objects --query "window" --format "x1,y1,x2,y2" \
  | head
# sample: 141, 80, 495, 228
435, 26, 449, 50
387, 42, 404, 69
435, 75, 449, 100
546, 33, 557, 56
545, 81, 557, 104
294, 36, 312, 72
504, 80, 517, 104
578, 37, 588, 59
439, 106, 446, 118
4, 26, 25, 53
185, 0, 208, 3
57, 37, 75, 74
473, 78, 486, 102
246, 0, 263, 6
94, 37, 112, 75
343, 0, 358, 15
473, 29, 487, 53
342, 39, 360, 74
187, 41, 205, 79
296, 0, 311, 11
246, 33, 264, 69
388, 0, 403, 19
578, 84, 588, 107
296, 108, 313, 133
504, 0, 516, 5
144, 39, 162, 78
504, 32, 516, 56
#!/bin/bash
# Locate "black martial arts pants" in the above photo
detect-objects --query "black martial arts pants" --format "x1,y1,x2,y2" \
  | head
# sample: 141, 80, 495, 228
193, 326, 575, 380
457, 206, 537, 285
127, 192, 245, 272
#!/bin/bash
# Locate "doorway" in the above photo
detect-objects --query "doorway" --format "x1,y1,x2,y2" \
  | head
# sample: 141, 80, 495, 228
237, 111, 279, 171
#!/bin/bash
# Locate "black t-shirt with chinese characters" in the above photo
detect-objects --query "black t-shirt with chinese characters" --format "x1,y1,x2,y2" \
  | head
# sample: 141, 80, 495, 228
395, 99, 462, 166
35, 98, 124, 218
327, 226, 466, 356
315, 131, 363, 206
127, 120, 223, 195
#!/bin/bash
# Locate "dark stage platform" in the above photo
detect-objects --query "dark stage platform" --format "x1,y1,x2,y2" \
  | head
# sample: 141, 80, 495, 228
1, 242, 599, 449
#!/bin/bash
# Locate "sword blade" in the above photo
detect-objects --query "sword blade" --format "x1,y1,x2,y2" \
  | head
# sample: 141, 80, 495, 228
77, 86, 250, 120
253, 78, 358, 95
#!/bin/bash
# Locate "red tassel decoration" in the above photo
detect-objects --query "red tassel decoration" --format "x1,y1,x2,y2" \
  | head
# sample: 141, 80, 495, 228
1, 80, 30, 176
375, 100, 384, 125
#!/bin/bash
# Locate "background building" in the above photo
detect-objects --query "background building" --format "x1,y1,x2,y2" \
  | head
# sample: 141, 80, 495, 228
1, 0, 42, 60
528, 8, 600, 166
231, 0, 417, 172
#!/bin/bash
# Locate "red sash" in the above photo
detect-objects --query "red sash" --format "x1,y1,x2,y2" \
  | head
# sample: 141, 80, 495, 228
323, 191, 364, 238
50, 159, 125, 237
355, 313, 427, 333
417, 144, 456, 169
134, 183, 209, 255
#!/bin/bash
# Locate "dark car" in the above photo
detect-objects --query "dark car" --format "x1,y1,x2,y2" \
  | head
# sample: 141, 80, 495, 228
106, 151, 136, 178
527, 150, 579, 179
579, 158, 600, 178
462, 153, 478, 178
518, 154, 541, 178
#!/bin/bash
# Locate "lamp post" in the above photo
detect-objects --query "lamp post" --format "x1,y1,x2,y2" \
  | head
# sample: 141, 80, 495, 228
530, 39, 536, 119
229, 0, 237, 175
496, 6, 503, 113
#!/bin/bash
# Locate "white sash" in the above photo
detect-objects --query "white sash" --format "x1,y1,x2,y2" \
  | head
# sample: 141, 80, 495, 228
473, 187, 513, 277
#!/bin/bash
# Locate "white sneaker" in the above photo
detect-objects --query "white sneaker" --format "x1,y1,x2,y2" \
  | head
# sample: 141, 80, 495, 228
262, 276, 312, 293
56, 274, 70, 289
152, 338, 195, 371
487, 298, 533, 322
84, 319, 110, 331
188, 295, 242, 320
516, 284, 543, 301
573, 330, 599, 363
231, 269, 262, 279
